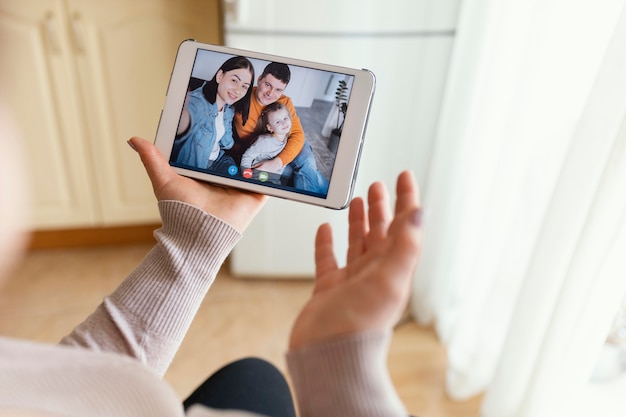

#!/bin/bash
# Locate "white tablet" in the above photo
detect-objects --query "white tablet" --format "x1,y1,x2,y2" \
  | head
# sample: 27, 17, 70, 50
154, 40, 375, 209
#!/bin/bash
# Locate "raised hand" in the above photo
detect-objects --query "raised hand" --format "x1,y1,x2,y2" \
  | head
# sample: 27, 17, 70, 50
289, 170, 422, 349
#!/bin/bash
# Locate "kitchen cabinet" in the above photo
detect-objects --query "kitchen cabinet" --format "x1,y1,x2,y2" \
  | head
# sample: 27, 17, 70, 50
0, 0, 222, 229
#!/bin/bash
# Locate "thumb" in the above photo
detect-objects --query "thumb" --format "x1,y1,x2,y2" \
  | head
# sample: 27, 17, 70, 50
127, 137, 177, 194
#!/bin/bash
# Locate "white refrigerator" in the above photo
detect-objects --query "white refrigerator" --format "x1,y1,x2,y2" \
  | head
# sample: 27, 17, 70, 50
223, 0, 460, 277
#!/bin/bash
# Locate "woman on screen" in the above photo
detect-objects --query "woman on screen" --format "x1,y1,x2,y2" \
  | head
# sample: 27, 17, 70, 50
173, 56, 254, 173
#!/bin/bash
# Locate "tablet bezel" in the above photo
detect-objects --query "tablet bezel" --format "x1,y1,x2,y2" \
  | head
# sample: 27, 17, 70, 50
154, 40, 375, 209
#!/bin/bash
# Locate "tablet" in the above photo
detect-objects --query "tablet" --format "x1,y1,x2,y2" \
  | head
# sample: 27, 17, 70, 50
154, 40, 375, 209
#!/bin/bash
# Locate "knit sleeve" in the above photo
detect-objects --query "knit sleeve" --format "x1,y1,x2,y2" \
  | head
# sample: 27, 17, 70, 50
286, 330, 408, 417
59, 200, 241, 377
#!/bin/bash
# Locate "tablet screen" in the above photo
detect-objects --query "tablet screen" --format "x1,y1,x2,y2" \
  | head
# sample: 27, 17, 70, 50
169, 48, 355, 199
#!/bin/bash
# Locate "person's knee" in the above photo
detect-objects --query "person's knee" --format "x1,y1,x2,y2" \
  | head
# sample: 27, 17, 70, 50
224, 357, 278, 372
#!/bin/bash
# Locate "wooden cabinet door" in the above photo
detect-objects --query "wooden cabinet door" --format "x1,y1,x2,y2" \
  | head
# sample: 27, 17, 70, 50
66, 0, 223, 225
0, 0, 99, 228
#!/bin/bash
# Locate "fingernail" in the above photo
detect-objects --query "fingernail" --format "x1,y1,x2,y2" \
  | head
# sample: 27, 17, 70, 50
127, 139, 137, 152
409, 208, 422, 227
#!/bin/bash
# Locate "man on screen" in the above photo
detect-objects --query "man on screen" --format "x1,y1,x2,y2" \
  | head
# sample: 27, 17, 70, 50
230, 62, 329, 194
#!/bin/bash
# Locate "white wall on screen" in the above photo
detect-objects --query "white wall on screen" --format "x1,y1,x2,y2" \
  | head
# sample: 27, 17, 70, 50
190, 50, 340, 108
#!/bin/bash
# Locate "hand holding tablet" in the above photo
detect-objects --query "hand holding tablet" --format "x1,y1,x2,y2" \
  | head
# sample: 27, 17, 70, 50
154, 40, 375, 209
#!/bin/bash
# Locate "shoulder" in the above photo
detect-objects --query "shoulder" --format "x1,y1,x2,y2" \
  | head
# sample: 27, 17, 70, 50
256, 133, 272, 141
249, 94, 264, 114
188, 90, 217, 113
188, 86, 206, 101
0, 337, 182, 415
277, 95, 295, 108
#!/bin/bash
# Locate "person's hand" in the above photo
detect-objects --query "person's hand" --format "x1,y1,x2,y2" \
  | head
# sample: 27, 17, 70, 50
128, 137, 267, 232
252, 157, 283, 174
289, 170, 422, 349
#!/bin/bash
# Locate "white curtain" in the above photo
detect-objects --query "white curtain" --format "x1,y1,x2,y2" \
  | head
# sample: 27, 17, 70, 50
411, 1, 626, 416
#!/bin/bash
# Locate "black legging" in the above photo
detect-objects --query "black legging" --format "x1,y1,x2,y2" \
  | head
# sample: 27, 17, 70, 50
183, 357, 296, 417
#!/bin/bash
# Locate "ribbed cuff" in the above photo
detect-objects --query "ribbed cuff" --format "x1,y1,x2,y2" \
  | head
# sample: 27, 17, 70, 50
286, 330, 407, 417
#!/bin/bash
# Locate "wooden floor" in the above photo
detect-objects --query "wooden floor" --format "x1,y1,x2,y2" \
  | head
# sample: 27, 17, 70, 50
0, 243, 482, 416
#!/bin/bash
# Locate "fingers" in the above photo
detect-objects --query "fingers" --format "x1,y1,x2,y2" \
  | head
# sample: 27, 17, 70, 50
364, 172, 420, 274
383, 207, 422, 291
383, 171, 422, 290
353, 171, 418, 255
314, 223, 338, 284
395, 170, 420, 216
347, 197, 367, 263
366, 181, 392, 246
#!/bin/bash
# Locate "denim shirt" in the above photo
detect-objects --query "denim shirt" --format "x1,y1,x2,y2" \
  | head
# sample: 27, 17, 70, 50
175, 85, 235, 169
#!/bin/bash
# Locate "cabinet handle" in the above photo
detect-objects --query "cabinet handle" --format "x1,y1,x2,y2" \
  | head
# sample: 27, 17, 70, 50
70, 12, 86, 54
44, 11, 61, 54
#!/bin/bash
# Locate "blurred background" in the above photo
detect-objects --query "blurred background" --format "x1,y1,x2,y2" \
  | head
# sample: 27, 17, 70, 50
1, 1, 625, 416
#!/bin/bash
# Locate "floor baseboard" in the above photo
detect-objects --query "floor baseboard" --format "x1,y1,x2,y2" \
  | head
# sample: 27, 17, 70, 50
27, 223, 162, 250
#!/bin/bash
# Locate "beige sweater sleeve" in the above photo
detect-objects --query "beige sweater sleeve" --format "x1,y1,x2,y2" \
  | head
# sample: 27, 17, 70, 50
286, 330, 408, 417
59, 201, 241, 377
49, 200, 407, 417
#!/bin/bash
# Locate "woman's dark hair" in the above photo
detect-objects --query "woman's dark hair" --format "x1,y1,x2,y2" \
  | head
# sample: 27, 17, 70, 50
202, 55, 255, 125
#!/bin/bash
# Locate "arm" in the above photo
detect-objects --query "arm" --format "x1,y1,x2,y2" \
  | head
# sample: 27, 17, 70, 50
240, 148, 253, 169
59, 202, 236, 377
240, 135, 264, 169
287, 171, 422, 416
60, 138, 267, 377
177, 94, 191, 136
248, 135, 288, 174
